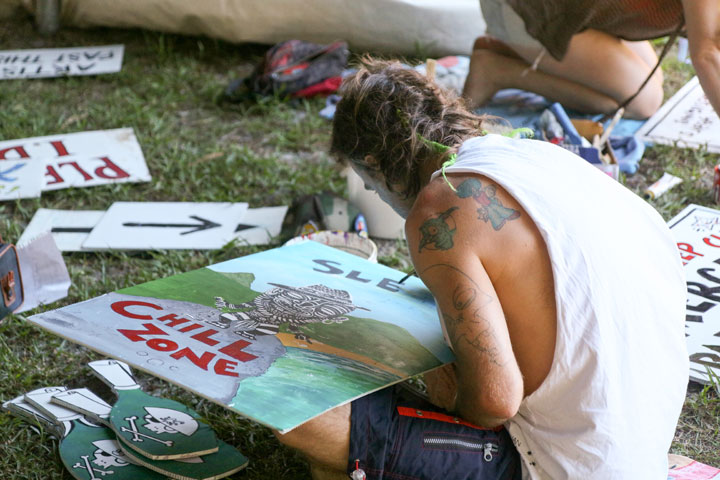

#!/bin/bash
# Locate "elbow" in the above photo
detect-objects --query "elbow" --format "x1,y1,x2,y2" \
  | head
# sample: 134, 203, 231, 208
462, 381, 523, 427
692, 44, 720, 75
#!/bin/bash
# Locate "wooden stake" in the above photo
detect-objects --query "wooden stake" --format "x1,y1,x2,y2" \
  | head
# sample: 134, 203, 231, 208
426, 58, 437, 81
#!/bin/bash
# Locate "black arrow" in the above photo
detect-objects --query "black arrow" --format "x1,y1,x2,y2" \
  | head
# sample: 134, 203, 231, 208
123, 215, 221, 235
235, 223, 259, 232
51, 227, 93, 233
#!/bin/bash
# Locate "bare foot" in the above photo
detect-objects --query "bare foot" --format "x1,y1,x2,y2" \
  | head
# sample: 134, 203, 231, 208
463, 37, 528, 109
472, 35, 522, 59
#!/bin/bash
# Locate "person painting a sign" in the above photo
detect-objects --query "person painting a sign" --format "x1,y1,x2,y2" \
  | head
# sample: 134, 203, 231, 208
274, 58, 689, 479
463, 0, 720, 120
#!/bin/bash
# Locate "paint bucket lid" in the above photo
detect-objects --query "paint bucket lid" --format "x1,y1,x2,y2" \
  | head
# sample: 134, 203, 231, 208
284, 230, 378, 263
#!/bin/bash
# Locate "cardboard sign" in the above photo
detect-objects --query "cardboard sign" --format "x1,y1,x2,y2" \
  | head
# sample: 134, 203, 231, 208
0, 45, 124, 80
18, 209, 106, 252
637, 77, 720, 154
0, 128, 151, 191
0, 159, 44, 200
669, 204, 720, 383
28, 241, 453, 433
82, 202, 250, 250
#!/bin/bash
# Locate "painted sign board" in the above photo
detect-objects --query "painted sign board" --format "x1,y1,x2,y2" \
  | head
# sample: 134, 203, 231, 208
232, 206, 288, 245
669, 204, 720, 384
82, 202, 250, 250
0, 159, 44, 200
28, 241, 453, 433
0, 45, 124, 80
0, 128, 150, 191
637, 77, 720, 154
18, 209, 106, 252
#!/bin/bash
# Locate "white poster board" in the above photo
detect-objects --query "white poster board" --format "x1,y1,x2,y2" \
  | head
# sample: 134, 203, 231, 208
0, 128, 151, 190
82, 202, 250, 250
637, 77, 720, 153
669, 204, 720, 383
18, 209, 106, 252
232, 206, 288, 245
0, 45, 124, 80
0, 159, 44, 200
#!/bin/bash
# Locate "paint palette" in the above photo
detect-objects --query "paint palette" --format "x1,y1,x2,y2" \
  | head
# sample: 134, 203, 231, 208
52, 388, 249, 480
88, 359, 219, 460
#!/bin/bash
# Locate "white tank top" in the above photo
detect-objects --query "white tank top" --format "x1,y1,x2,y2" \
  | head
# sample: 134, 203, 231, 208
431, 134, 688, 479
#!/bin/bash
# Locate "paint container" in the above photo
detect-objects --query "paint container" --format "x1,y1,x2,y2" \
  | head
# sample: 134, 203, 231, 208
644, 172, 683, 200
285, 230, 378, 263
345, 167, 405, 239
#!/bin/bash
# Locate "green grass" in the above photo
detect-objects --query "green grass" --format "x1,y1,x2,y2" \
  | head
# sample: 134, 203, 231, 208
1, 12, 720, 479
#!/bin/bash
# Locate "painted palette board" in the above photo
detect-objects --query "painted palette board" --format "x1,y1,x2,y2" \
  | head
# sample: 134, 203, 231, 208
16, 388, 166, 480
53, 386, 248, 479
637, 77, 720, 153
18, 208, 106, 252
81, 202, 250, 250
668, 204, 720, 384
0, 128, 150, 191
28, 241, 454, 433
232, 206, 288, 245
0, 45, 124, 80
0, 159, 44, 200
668, 454, 720, 479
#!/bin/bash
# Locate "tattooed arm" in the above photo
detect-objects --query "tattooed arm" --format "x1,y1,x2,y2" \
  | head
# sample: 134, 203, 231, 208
407, 176, 524, 427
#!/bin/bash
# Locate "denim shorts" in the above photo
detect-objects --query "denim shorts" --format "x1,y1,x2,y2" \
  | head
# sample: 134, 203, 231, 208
347, 385, 522, 480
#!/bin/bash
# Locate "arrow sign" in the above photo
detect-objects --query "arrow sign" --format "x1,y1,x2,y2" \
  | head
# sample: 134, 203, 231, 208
123, 215, 221, 235
235, 223, 258, 233
82, 202, 249, 250
51, 227, 94, 234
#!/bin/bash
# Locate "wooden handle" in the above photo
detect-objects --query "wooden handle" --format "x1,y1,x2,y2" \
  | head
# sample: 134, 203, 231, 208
88, 359, 140, 391
51, 388, 112, 423
23, 386, 81, 424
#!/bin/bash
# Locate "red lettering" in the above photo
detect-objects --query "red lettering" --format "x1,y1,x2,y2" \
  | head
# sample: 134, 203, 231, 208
190, 329, 220, 346
147, 338, 178, 352
170, 348, 215, 370
49, 140, 70, 157
214, 359, 240, 377
704, 235, 720, 248
178, 323, 203, 333
112, 300, 163, 320
44, 165, 63, 185
117, 322, 168, 342
94, 157, 130, 180
219, 339, 258, 363
0, 146, 29, 160
58, 161, 93, 181
157, 313, 191, 328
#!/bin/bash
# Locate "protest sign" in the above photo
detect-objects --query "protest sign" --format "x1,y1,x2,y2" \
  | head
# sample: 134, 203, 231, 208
669, 204, 720, 383
28, 241, 453, 433
0, 45, 124, 80
637, 77, 720, 154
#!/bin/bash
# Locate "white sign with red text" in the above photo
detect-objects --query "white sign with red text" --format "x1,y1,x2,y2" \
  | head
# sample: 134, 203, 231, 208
669, 204, 720, 384
0, 45, 124, 80
0, 159, 44, 200
0, 128, 150, 191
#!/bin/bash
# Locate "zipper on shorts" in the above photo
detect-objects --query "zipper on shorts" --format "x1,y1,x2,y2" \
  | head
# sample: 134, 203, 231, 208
423, 434, 499, 462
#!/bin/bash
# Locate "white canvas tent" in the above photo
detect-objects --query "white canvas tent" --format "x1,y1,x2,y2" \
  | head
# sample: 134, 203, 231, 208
22, 0, 485, 56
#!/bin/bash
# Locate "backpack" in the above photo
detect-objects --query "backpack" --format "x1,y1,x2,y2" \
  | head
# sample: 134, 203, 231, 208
222, 40, 349, 102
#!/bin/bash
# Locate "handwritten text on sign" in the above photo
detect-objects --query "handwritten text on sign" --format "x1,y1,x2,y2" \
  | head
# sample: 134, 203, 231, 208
0, 128, 150, 191
670, 204, 720, 383
0, 45, 124, 80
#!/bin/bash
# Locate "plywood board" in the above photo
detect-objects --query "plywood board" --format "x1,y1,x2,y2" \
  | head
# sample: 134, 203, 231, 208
82, 202, 250, 250
28, 241, 453, 433
637, 77, 720, 153
0, 45, 124, 80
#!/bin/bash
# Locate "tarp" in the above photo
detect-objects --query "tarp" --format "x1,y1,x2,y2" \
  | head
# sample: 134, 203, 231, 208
22, 0, 485, 56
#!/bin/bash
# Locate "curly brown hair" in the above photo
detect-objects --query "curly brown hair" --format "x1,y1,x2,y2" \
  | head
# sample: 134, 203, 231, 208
330, 56, 489, 199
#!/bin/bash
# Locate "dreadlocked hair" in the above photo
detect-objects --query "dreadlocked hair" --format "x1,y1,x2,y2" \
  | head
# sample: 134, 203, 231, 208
330, 56, 489, 199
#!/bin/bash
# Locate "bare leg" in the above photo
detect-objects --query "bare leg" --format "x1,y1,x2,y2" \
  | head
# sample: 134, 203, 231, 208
274, 403, 350, 477
464, 31, 664, 119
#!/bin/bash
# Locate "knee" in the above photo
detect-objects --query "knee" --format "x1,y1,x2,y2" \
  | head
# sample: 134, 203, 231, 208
623, 77, 664, 120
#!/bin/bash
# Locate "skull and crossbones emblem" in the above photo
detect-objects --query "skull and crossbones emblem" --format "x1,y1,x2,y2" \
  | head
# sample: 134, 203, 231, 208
120, 407, 199, 446
73, 439, 132, 478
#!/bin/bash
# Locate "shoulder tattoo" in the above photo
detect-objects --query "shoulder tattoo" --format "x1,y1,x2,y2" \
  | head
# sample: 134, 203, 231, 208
455, 178, 520, 231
